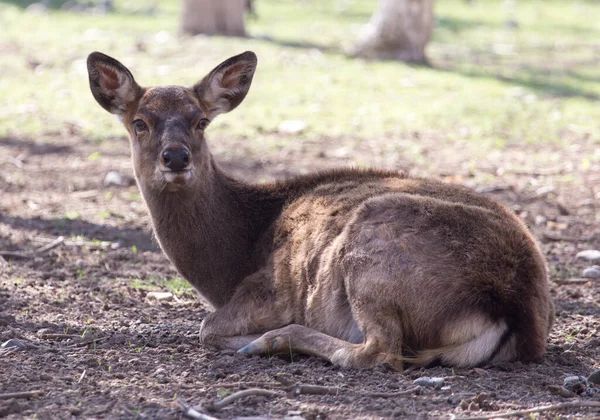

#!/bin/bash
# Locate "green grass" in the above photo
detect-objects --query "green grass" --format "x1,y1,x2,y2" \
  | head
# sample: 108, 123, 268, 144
0, 0, 598, 151
130, 275, 193, 296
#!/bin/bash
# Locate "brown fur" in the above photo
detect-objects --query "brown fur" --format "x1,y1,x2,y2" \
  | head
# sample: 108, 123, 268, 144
87, 51, 555, 369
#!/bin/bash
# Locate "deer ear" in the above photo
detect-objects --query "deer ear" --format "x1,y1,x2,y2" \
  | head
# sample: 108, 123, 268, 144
87, 52, 142, 116
193, 51, 257, 120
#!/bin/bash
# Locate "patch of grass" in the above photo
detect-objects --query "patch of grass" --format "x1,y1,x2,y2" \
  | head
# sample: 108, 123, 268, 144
129, 275, 193, 296
0, 0, 598, 160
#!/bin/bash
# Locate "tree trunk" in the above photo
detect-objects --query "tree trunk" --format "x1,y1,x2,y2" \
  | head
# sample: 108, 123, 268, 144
350, 0, 434, 63
180, 0, 246, 37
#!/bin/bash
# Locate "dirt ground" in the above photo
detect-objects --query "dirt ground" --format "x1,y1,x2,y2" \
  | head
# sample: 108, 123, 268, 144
1, 129, 599, 419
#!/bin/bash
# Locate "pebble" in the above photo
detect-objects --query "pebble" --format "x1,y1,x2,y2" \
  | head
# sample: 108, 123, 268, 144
564, 375, 587, 386
588, 369, 600, 385
153, 367, 167, 377
576, 250, 600, 262
582, 266, 600, 279
563, 375, 588, 395
1, 339, 27, 351
277, 120, 307, 135
146, 291, 174, 302
413, 376, 445, 388
103, 170, 126, 187
75, 259, 85, 269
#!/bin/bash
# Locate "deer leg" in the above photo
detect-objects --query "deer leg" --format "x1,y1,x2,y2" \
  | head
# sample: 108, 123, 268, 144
199, 268, 293, 350
238, 324, 404, 371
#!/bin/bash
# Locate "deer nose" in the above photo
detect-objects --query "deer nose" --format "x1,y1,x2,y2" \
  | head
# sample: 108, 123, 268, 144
162, 148, 190, 172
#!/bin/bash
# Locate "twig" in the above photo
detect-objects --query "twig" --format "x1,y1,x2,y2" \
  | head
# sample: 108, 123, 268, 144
288, 384, 339, 396
552, 278, 590, 286
38, 333, 81, 340
358, 386, 421, 398
0, 390, 44, 400
452, 401, 600, 420
78, 369, 87, 383
543, 232, 599, 242
34, 236, 65, 254
0, 251, 28, 259
207, 381, 285, 390
0, 236, 64, 259
207, 388, 283, 411
33, 236, 113, 249
178, 400, 221, 420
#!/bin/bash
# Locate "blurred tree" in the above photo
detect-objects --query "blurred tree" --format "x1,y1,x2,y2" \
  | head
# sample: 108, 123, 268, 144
350, 0, 434, 63
180, 0, 247, 36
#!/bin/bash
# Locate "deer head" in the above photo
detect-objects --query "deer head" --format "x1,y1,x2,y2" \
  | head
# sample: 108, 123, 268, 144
87, 51, 257, 193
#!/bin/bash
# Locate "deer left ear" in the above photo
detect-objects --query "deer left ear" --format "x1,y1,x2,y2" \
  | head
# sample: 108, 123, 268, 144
193, 51, 257, 120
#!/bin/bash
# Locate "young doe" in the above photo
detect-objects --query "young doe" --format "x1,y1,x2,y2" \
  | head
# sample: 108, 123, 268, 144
87, 51, 554, 369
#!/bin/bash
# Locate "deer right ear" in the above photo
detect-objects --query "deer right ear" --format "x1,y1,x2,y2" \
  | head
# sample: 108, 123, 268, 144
87, 52, 142, 116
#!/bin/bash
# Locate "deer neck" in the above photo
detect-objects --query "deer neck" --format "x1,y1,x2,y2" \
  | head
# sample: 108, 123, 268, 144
138, 158, 266, 308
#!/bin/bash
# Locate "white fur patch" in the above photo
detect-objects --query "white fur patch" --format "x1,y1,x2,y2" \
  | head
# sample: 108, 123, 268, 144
440, 315, 511, 367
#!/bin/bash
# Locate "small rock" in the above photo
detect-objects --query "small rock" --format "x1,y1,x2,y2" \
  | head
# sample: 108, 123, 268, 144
75, 259, 85, 269
277, 120, 307, 135
563, 375, 588, 394
67, 406, 82, 416
588, 369, 600, 385
582, 266, 600, 279
111, 241, 122, 250
153, 367, 167, 376
564, 375, 587, 386
103, 170, 126, 187
39, 373, 53, 381
413, 376, 445, 388
576, 250, 600, 262
548, 385, 576, 398
36, 328, 52, 337
1, 339, 26, 351
440, 386, 451, 391
146, 291, 174, 302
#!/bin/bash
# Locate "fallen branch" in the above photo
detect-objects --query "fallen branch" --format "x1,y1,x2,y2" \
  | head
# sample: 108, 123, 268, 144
207, 381, 285, 390
178, 400, 221, 420
33, 236, 113, 249
452, 401, 600, 420
359, 386, 421, 398
543, 232, 599, 242
207, 388, 283, 412
553, 278, 590, 286
0, 390, 44, 400
38, 333, 82, 340
34, 236, 65, 254
288, 384, 339, 396
0, 236, 64, 259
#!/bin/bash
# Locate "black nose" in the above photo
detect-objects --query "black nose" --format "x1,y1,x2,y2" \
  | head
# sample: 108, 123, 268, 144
162, 149, 190, 172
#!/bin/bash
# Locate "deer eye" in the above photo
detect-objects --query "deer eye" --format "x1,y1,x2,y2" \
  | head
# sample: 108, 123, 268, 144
133, 119, 148, 132
196, 118, 210, 131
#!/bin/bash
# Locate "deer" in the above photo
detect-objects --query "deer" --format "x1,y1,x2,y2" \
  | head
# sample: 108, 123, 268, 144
87, 51, 554, 370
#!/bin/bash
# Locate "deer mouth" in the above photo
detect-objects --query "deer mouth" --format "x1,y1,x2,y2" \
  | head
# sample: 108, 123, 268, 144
162, 169, 192, 185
